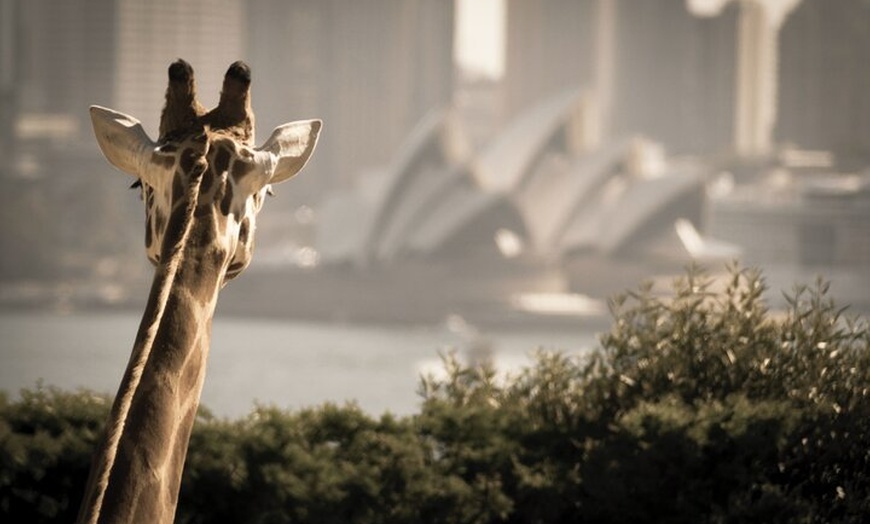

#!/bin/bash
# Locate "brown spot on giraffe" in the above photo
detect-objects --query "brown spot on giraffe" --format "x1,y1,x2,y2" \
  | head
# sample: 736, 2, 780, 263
219, 178, 234, 216
231, 157, 255, 183
144, 215, 153, 249
213, 145, 231, 175
238, 216, 251, 246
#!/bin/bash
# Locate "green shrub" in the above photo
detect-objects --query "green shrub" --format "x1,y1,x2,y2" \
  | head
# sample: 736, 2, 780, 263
417, 265, 869, 522
0, 386, 109, 522
178, 404, 458, 524
1, 266, 867, 523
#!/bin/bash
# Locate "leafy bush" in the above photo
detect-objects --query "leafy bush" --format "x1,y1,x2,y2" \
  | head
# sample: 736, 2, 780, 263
0, 386, 109, 522
178, 405, 459, 524
1, 266, 868, 522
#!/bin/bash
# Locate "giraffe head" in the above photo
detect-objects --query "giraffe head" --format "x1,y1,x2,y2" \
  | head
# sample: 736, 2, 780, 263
90, 59, 321, 285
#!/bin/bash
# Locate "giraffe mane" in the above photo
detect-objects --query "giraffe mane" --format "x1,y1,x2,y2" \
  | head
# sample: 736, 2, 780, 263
80, 147, 208, 522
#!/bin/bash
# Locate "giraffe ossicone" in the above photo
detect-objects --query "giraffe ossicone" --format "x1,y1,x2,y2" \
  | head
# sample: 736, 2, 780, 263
77, 60, 320, 524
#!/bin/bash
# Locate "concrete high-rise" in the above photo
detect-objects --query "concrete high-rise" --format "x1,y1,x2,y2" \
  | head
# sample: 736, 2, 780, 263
7, 0, 245, 147
246, 0, 455, 199
503, 0, 600, 118
501, 0, 739, 156
0, 0, 21, 167
776, 0, 870, 166
114, 0, 245, 137
7, 0, 455, 222
8, 0, 116, 150
609, 0, 738, 156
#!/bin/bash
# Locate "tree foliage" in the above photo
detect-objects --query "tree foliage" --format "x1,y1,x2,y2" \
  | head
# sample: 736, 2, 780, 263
2, 266, 868, 522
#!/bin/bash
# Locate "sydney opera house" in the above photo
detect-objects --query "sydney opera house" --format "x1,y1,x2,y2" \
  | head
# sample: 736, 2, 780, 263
2, 0, 869, 324
314, 90, 720, 315
260, 0, 869, 324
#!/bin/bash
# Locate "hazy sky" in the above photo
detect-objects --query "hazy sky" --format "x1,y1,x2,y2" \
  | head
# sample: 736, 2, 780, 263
455, 0, 506, 78
688, 0, 802, 24
454, 0, 803, 79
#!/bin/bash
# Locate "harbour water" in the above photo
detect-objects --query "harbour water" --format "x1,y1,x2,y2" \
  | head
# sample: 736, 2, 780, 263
0, 311, 598, 417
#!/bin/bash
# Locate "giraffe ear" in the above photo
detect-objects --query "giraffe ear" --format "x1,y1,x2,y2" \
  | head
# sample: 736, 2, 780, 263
256, 119, 322, 184
90, 105, 156, 177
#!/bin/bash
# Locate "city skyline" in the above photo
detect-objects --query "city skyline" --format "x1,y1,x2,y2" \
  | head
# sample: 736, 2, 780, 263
454, 0, 805, 80
0, 0, 867, 317
2, 0, 868, 181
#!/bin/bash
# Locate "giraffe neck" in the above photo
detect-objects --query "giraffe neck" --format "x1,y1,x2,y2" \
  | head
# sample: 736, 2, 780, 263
78, 170, 228, 524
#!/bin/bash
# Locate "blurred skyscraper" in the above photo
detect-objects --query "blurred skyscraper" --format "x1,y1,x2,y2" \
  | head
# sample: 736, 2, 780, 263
6, 0, 454, 196
3, 0, 116, 154
0, 0, 244, 279
777, 0, 870, 167
114, 0, 245, 136
5, 0, 244, 149
501, 0, 738, 157
0, 0, 19, 165
733, 0, 778, 158
503, 0, 599, 119
609, 0, 738, 156
246, 0, 455, 201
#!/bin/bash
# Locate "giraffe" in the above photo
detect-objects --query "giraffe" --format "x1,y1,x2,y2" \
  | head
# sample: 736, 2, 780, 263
76, 59, 321, 524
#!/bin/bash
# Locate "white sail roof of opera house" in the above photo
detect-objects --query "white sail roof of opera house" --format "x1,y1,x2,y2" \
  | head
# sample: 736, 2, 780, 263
472, 90, 586, 193
559, 161, 707, 256
318, 90, 713, 267
469, 90, 709, 259
317, 107, 526, 264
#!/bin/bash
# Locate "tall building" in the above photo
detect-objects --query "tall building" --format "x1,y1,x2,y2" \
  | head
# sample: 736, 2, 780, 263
114, 0, 245, 137
11, 0, 116, 149
7, 0, 245, 147
609, 0, 738, 156
502, 0, 738, 156
2, 0, 246, 280
776, 0, 870, 166
503, 0, 600, 119
733, 0, 779, 158
0, 0, 20, 167
246, 0, 455, 199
